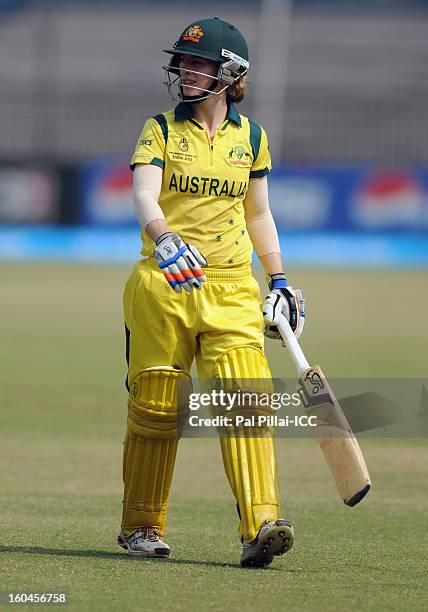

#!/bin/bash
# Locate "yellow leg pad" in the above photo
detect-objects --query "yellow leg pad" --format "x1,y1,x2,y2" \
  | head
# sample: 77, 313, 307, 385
215, 346, 281, 543
121, 367, 191, 538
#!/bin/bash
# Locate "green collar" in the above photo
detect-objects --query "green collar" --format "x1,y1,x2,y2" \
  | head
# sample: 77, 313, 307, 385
174, 101, 242, 127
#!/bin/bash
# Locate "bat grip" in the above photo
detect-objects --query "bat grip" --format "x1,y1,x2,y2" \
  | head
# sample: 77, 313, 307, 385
277, 315, 310, 376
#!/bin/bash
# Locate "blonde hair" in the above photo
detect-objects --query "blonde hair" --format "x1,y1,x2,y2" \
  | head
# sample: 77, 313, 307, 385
226, 75, 248, 104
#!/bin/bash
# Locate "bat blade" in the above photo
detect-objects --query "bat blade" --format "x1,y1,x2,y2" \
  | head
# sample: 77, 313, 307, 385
298, 365, 371, 506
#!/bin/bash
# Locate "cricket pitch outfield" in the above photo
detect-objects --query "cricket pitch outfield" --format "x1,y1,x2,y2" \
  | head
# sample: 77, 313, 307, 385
0, 263, 427, 611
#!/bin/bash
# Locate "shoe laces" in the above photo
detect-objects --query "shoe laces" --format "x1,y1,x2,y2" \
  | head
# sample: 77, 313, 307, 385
140, 526, 161, 542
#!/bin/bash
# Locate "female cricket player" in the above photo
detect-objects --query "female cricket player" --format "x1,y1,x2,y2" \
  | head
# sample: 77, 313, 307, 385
118, 17, 305, 568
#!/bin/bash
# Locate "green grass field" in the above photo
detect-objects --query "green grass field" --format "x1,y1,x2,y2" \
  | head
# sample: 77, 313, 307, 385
1, 263, 427, 611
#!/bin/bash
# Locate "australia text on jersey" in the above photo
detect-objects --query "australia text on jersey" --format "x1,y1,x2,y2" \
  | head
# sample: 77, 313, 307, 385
168, 173, 247, 198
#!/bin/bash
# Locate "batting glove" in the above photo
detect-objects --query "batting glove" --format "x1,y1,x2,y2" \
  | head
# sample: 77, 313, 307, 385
153, 232, 207, 292
263, 273, 305, 341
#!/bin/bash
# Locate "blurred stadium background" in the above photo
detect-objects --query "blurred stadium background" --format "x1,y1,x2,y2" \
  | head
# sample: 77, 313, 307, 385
1, 3, 428, 607
1, 0, 428, 266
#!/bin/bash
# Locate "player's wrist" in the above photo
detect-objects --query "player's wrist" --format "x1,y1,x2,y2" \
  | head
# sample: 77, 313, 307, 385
146, 217, 170, 243
268, 273, 288, 290
155, 231, 176, 245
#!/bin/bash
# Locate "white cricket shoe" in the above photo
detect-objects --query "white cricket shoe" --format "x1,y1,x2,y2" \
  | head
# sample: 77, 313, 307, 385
118, 527, 171, 557
240, 519, 294, 568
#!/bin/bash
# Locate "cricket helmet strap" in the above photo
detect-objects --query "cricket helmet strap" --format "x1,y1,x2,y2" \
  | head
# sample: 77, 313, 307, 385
162, 17, 249, 103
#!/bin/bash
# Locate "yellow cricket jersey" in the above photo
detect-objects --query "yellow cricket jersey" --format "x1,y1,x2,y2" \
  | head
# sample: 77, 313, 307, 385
130, 102, 272, 268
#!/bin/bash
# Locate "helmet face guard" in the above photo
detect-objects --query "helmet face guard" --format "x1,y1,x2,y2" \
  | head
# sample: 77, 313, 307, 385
162, 49, 249, 103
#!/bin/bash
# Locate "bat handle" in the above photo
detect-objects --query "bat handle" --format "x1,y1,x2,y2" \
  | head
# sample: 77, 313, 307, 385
277, 315, 310, 376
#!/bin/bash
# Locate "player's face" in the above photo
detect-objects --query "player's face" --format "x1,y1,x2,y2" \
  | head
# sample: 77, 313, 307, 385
179, 55, 219, 96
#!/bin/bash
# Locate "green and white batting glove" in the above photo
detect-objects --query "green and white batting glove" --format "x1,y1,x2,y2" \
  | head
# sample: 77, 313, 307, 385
263, 273, 305, 341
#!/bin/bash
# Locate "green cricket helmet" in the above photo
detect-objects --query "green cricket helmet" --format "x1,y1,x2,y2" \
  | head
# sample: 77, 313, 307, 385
162, 17, 249, 103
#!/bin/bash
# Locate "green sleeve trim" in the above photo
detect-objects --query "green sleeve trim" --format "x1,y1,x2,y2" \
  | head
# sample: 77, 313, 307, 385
153, 113, 169, 143
130, 157, 165, 171
249, 120, 262, 162
250, 168, 270, 178
150, 157, 164, 169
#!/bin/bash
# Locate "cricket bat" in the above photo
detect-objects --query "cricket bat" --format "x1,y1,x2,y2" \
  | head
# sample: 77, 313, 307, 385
277, 315, 371, 507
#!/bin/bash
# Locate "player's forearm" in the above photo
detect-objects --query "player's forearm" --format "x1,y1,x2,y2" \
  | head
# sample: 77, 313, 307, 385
259, 251, 284, 276
133, 164, 170, 241
133, 190, 166, 237
244, 176, 284, 275
246, 211, 283, 268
